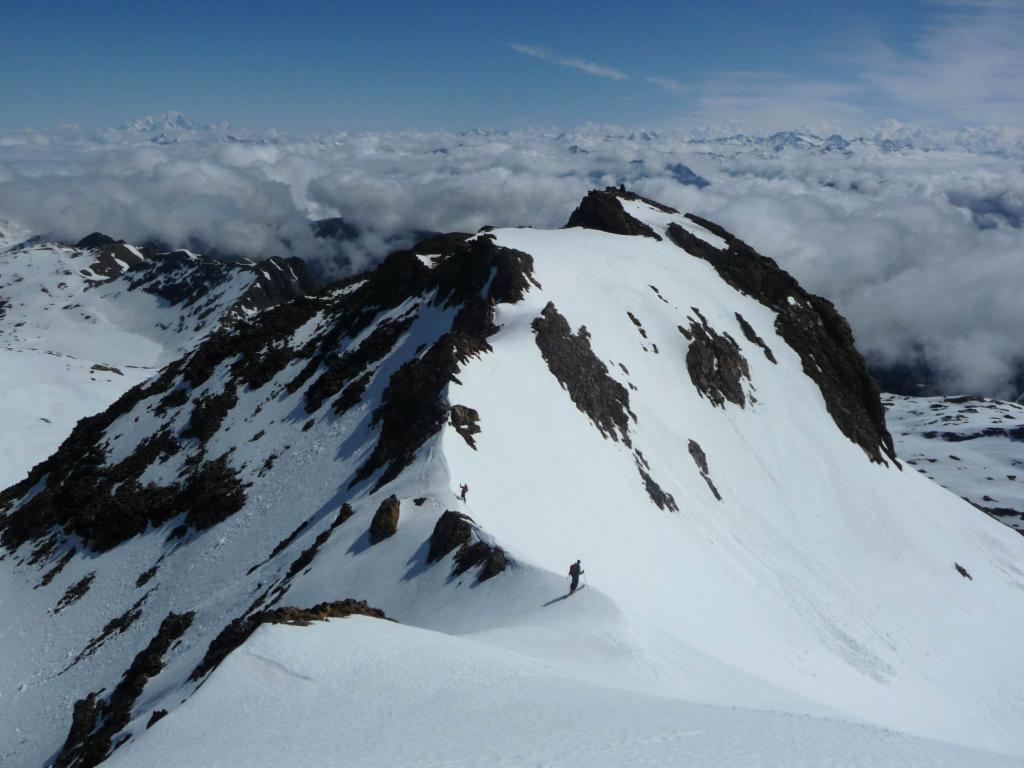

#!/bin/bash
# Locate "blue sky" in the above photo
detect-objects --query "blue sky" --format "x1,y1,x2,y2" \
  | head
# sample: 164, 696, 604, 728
1, 0, 1022, 132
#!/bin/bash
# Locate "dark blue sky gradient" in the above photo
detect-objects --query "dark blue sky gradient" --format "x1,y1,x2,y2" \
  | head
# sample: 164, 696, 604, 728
0, 0, 992, 131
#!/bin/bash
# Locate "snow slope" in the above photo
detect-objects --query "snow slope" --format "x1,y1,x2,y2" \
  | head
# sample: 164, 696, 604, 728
885, 393, 1024, 534
1, 189, 1023, 767
0, 234, 311, 488
103, 617, 1024, 768
0, 350, 152, 489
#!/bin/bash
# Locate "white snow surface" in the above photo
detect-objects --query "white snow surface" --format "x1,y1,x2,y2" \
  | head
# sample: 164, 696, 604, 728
0, 350, 152, 489
2, 200, 1024, 767
104, 617, 1024, 768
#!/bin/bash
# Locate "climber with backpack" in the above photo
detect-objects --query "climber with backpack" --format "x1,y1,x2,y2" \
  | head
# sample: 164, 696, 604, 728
568, 559, 584, 593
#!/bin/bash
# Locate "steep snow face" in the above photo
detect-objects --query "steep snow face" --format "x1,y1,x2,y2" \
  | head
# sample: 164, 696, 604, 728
445, 197, 1024, 755
885, 394, 1024, 534
0, 236, 312, 488
1, 190, 1023, 767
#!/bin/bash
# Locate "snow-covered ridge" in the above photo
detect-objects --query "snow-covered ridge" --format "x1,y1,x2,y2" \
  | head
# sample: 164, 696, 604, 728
0, 233, 314, 489
1, 189, 1023, 766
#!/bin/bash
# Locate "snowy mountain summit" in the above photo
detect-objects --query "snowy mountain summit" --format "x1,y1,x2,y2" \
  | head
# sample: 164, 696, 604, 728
2, 188, 1023, 767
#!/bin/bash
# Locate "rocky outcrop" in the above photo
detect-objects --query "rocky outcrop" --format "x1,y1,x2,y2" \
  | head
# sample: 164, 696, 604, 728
735, 312, 777, 363
304, 314, 415, 414
75, 232, 147, 279
684, 311, 750, 408
54, 611, 195, 768
237, 256, 317, 312
369, 495, 401, 543
353, 238, 536, 489
450, 405, 481, 448
566, 186, 676, 240
426, 510, 508, 581
453, 541, 508, 581
688, 439, 722, 501
533, 302, 634, 445
637, 466, 679, 512
52, 572, 95, 614
667, 218, 898, 465
428, 510, 474, 563
182, 383, 239, 443
0, 395, 245, 552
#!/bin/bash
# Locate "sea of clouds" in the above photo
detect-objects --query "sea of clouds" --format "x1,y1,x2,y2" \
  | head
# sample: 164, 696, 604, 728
1, 117, 1022, 399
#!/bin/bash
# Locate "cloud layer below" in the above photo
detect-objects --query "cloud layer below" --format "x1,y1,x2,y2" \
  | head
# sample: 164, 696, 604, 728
1, 120, 1022, 399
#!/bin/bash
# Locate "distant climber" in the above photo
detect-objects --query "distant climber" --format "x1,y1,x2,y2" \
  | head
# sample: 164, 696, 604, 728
568, 559, 584, 593
459, 483, 469, 502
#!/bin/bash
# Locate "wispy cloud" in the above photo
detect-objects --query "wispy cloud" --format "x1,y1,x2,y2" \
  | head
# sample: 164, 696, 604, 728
655, 1, 1024, 131
508, 43, 629, 81
645, 76, 691, 94
858, 1, 1024, 124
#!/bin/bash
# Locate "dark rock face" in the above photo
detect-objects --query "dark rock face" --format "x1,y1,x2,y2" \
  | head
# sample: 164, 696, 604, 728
954, 562, 973, 580
182, 384, 239, 442
450, 405, 481, 449
38, 548, 76, 587
190, 600, 389, 682
146, 709, 168, 729
453, 541, 507, 581
922, 425, 1024, 443
75, 232, 117, 250
427, 510, 507, 581
354, 238, 536, 489
74, 233, 146, 279
127, 250, 236, 307
428, 510, 474, 563
684, 312, 750, 408
180, 456, 247, 530
305, 314, 415, 414
282, 505, 353, 580
54, 611, 195, 768
369, 495, 400, 543
667, 218, 898, 465
70, 594, 151, 670
52, 572, 95, 614
688, 439, 722, 501
627, 311, 648, 338
136, 565, 159, 588
735, 312, 777, 364
0, 414, 243, 552
565, 186, 675, 240
636, 466, 679, 512
237, 256, 317, 312
533, 302, 634, 445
